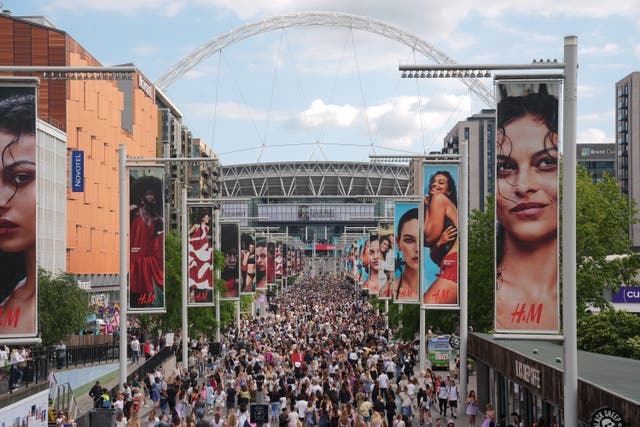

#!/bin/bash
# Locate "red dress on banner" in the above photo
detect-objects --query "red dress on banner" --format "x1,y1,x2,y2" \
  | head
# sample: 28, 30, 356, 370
189, 223, 213, 289
275, 246, 283, 279
130, 214, 164, 295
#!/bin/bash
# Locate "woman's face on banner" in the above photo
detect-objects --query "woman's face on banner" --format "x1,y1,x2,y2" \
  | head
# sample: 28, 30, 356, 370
497, 115, 558, 243
429, 173, 451, 197
397, 218, 419, 271
0, 131, 36, 254
369, 240, 380, 272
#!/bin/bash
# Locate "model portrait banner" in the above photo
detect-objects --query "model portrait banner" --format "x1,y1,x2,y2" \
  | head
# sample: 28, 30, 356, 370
422, 163, 460, 308
128, 167, 165, 313
282, 243, 288, 279
220, 223, 240, 300
240, 230, 256, 294
275, 239, 283, 280
0, 82, 38, 338
377, 222, 394, 300
494, 79, 561, 334
187, 205, 214, 306
255, 236, 269, 291
267, 240, 276, 286
391, 202, 421, 304
365, 230, 380, 295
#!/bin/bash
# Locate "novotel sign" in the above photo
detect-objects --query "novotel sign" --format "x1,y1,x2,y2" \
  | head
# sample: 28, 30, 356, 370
71, 150, 84, 192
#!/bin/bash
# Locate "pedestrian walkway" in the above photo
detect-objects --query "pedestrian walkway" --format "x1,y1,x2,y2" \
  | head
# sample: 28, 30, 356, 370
74, 353, 178, 423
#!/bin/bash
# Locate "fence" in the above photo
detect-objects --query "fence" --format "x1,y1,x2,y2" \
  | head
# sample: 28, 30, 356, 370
0, 343, 124, 397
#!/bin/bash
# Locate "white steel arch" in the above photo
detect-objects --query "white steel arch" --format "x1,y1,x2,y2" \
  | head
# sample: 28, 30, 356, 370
155, 11, 495, 106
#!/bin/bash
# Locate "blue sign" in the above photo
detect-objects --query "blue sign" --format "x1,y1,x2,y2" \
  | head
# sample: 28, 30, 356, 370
612, 286, 640, 304
71, 150, 84, 192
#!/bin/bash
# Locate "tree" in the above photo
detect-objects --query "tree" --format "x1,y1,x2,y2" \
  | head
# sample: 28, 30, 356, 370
38, 269, 91, 347
575, 168, 640, 316
467, 194, 496, 333
577, 309, 640, 359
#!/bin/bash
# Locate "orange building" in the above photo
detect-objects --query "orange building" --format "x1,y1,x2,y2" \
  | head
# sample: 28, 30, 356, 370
0, 13, 158, 282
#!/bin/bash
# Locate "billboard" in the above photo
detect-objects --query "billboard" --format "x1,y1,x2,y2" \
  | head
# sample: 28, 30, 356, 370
220, 223, 240, 300
494, 79, 561, 334
378, 222, 394, 300
366, 230, 380, 295
0, 83, 38, 338
392, 202, 421, 304
422, 163, 460, 308
129, 167, 165, 313
255, 236, 268, 290
267, 240, 276, 286
275, 240, 283, 280
188, 205, 214, 306
240, 230, 256, 294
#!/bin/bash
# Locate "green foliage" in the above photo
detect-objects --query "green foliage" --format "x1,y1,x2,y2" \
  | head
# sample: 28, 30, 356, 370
575, 167, 640, 316
38, 269, 91, 347
467, 194, 496, 333
577, 309, 640, 359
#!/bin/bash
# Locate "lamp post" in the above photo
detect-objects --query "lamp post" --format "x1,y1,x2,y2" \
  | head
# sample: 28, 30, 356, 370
396, 36, 577, 425
119, 149, 221, 389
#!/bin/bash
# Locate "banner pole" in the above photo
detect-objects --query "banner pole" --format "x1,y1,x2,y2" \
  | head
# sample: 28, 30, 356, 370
118, 144, 128, 390
459, 139, 469, 412
562, 35, 578, 427
182, 186, 189, 368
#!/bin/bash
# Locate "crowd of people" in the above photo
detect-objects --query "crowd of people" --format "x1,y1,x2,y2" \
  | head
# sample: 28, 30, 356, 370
98, 276, 501, 427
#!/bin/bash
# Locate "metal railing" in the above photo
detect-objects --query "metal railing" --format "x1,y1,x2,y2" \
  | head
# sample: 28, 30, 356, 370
0, 355, 48, 395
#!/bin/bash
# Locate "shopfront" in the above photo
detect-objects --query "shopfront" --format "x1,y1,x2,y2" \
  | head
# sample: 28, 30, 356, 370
469, 333, 639, 426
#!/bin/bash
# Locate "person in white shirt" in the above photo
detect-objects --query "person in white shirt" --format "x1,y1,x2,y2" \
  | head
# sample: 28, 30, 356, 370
296, 396, 309, 421
447, 380, 458, 419
377, 372, 389, 397
131, 336, 141, 363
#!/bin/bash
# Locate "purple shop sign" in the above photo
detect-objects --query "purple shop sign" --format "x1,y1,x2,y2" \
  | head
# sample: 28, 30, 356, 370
612, 286, 640, 303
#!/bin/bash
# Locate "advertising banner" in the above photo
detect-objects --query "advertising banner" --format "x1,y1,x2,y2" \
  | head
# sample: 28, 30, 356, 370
378, 222, 394, 300
612, 286, 640, 303
188, 205, 214, 306
240, 230, 256, 294
268, 240, 276, 286
494, 79, 561, 334
275, 240, 283, 280
129, 166, 165, 313
422, 163, 460, 308
391, 202, 420, 304
366, 230, 380, 295
0, 83, 38, 339
220, 223, 240, 300
282, 243, 288, 279
255, 236, 269, 291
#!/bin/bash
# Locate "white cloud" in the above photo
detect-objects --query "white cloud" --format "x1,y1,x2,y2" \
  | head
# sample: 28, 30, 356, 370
578, 110, 614, 122
580, 43, 621, 55
44, 0, 187, 17
634, 44, 640, 58
577, 128, 611, 143
578, 85, 600, 98
131, 43, 160, 56
185, 101, 289, 121
291, 99, 359, 128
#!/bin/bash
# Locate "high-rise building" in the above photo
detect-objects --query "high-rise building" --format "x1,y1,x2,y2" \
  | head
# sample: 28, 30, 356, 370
0, 12, 158, 287
576, 143, 616, 183
442, 109, 496, 212
615, 72, 640, 250
155, 88, 220, 233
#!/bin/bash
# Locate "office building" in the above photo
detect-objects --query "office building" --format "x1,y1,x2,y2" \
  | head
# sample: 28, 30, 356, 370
615, 72, 640, 250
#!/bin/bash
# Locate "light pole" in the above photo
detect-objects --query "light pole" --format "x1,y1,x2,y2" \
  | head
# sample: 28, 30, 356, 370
396, 36, 578, 424
119, 150, 221, 387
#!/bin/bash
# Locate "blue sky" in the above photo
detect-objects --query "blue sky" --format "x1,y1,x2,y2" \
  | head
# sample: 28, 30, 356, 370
7, 0, 640, 165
